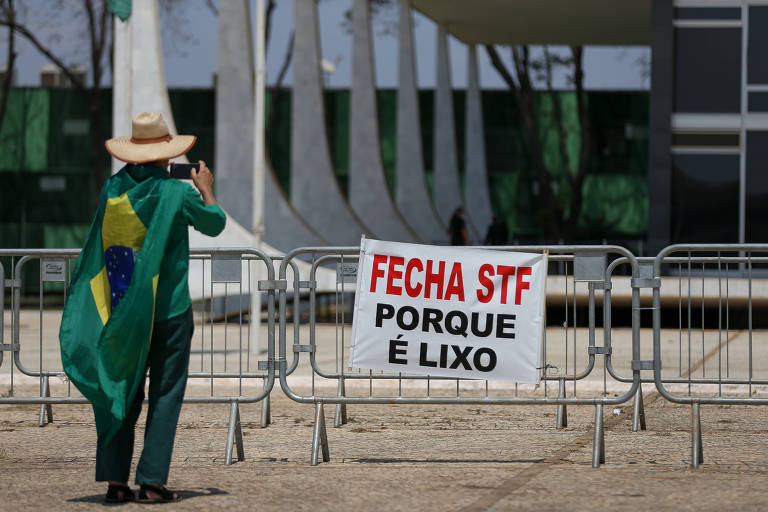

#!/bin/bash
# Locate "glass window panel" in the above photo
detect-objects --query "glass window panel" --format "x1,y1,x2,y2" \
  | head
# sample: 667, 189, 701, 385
748, 7, 768, 84
672, 133, 740, 147
746, 132, 768, 242
671, 154, 739, 242
674, 28, 742, 113
675, 7, 741, 20
748, 92, 768, 112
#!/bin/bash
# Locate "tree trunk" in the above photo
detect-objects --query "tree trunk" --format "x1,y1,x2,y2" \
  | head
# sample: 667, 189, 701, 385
88, 92, 105, 205
0, 0, 15, 136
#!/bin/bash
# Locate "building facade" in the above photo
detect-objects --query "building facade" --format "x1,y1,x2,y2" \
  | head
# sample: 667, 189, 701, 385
650, 1, 768, 251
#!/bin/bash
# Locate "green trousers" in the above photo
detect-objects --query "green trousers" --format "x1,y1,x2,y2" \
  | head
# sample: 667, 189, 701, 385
95, 307, 194, 485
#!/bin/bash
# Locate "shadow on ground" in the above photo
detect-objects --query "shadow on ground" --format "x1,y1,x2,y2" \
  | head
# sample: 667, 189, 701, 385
67, 487, 228, 505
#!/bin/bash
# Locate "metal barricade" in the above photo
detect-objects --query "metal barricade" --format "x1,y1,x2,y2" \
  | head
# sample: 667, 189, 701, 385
652, 244, 768, 466
278, 245, 645, 466
602, 256, 656, 432
0, 248, 278, 465
0, 259, 7, 370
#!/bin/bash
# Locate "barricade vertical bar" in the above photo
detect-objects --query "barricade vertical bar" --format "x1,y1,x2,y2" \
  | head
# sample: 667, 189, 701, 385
678, 264, 682, 377
717, 254, 723, 397
592, 403, 605, 468
691, 402, 703, 467
38, 261, 44, 422
260, 377, 271, 427
0, 262, 4, 369
700, 263, 705, 378
564, 263, 569, 383
12, 257, 20, 394
0, 262, 3, 366
311, 402, 329, 465
632, 386, 646, 431
38, 375, 53, 426
224, 401, 244, 465
334, 375, 347, 427
555, 377, 567, 429
748, 254, 753, 395
573, 272, 577, 397
726, 263, 730, 378
687, 254, 692, 396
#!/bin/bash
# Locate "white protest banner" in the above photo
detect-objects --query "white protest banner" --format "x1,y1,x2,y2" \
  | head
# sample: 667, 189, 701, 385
349, 238, 547, 382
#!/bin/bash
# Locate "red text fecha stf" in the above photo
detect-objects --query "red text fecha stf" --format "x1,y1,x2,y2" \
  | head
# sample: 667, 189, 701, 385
369, 254, 533, 306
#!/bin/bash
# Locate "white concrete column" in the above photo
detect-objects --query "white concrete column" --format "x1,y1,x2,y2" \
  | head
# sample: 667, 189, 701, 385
111, 15, 131, 174
350, 0, 419, 242
291, 0, 370, 245
464, 44, 494, 240
395, 0, 447, 243
129, 0, 184, 160
433, 25, 463, 227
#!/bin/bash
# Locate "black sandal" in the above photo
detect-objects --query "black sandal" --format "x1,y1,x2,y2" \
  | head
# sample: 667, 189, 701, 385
105, 483, 135, 503
138, 484, 181, 503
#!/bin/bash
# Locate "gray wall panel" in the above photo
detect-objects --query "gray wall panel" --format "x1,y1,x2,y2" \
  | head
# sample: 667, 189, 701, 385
396, 0, 447, 244
292, 0, 370, 245
349, 0, 419, 243
464, 45, 493, 241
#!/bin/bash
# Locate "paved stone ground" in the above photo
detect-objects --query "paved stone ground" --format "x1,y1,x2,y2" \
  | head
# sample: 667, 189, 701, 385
2, 385, 768, 511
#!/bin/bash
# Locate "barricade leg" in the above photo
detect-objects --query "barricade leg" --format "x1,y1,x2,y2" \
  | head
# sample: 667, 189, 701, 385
224, 402, 245, 465
592, 403, 605, 468
260, 378, 271, 427
632, 386, 646, 432
555, 378, 567, 429
691, 402, 704, 468
38, 376, 53, 427
334, 376, 347, 427
311, 402, 330, 466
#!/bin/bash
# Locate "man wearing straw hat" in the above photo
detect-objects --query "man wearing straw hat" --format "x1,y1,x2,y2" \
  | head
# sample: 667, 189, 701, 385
59, 112, 225, 503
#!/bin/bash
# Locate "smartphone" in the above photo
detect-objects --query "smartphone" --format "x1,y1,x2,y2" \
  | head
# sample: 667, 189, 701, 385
169, 163, 200, 179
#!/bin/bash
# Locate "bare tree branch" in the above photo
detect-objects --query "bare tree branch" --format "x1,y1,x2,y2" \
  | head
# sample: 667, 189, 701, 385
566, 44, 591, 234
0, 19, 86, 91
96, 0, 109, 86
484, 45, 518, 91
544, 46, 572, 185
265, 0, 276, 52
204, 0, 217, 16
0, 0, 16, 135
486, 43, 567, 238
84, 0, 98, 86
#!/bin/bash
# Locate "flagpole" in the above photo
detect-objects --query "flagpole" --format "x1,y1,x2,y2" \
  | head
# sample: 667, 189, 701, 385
251, 0, 266, 357
112, 13, 131, 174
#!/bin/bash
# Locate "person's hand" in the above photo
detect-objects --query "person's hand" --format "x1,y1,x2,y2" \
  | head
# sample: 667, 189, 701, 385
191, 160, 214, 191
190, 160, 218, 205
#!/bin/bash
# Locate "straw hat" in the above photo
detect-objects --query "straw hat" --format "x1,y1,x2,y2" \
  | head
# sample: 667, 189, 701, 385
105, 112, 197, 164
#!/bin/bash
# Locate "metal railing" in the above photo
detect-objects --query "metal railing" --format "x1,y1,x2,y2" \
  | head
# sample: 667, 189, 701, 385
276, 245, 646, 466
3, 243, 768, 469
0, 248, 279, 465
651, 244, 768, 466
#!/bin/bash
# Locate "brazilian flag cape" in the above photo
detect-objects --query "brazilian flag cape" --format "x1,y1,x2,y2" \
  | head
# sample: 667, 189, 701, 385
60, 166, 185, 443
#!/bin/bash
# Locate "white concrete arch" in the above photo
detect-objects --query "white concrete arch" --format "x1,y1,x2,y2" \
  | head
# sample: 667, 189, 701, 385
395, 0, 447, 244
291, 0, 371, 245
349, 0, 420, 243
215, 0, 326, 252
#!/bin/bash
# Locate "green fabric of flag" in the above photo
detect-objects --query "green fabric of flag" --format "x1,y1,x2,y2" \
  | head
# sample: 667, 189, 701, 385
59, 166, 185, 444
105, 0, 131, 22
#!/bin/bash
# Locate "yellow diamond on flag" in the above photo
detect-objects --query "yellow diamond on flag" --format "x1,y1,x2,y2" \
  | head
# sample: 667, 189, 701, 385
102, 193, 147, 251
